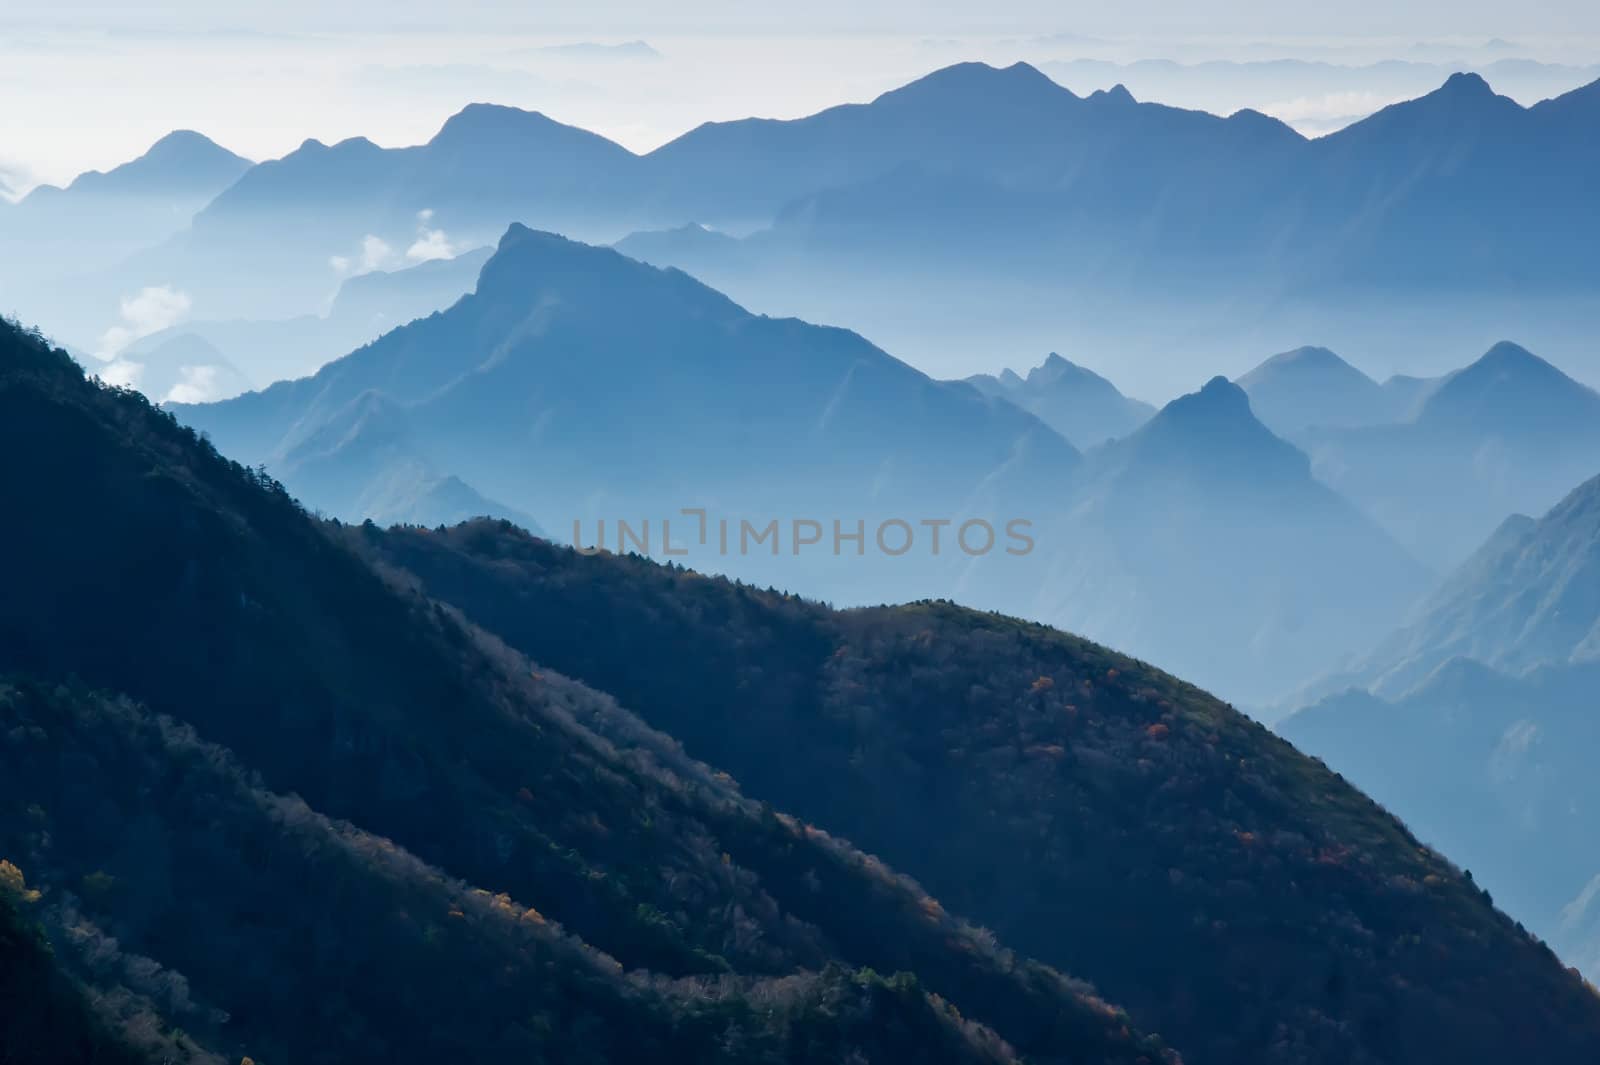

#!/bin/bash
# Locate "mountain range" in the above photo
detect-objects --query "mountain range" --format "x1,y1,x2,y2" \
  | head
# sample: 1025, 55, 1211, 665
0, 314, 1167, 1065
1299, 342, 1600, 563
1331, 470, 1600, 697
6, 314, 1600, 1063
175, 223, 1077, 602
18, 62, 1600, 391
0, 131, 250, 302
963, 353, 1155, 448
175, 226, 1439, 706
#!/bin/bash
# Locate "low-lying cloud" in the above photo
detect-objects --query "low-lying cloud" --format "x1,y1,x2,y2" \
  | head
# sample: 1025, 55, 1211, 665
406, 209, 457, 262
96, 284, 192, 359
164, 364, 222, 404
331, 211, 458, 275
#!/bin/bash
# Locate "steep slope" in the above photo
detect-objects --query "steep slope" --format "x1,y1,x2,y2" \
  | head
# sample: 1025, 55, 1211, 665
1281, 658, 1600, 982
1236, 346, 1391, 436
964, 352, 1154, 448
0, 316, 1169, 1065
0, 677, 1025, 1065
1034, 377, 1429, 705
351, 515, 1600, 1065
1346, 471, 1600, 697
1304, 342, 1600, 563
0, 864, 165, 1065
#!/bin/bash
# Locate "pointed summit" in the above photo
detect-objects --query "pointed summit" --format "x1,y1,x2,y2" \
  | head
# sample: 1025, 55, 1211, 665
1237, 345, 1386, 435
1116, 375, 1311, 487
1090, 84, 1136, 105
1331, 69, 1523, 147
1418, 341, 1600, 436
963, 352, 1151, 448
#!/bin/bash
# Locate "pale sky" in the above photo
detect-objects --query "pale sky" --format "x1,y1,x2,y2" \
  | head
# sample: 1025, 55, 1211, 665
2, 3, 1598, 189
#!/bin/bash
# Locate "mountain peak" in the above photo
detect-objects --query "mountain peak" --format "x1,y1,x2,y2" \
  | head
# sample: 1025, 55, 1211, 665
1476, 339, 1543, 369
1143, 376, 1259, 437
1235, 346, 1386, 434
875, 61, 1075, 109
143, 129, 242, 163
1240, 345, 1373, 384
1119, 375, 1308, 482
1418, 340, 1600, 434
56, 128, 251, 196
1197, 373, 1248, 405
1088, 83, 1139, 104
434, 102, 553, 141
1025, 352, 1113, 391
1439, 71, 1494, 98
428, 103, 635, 161
1090, 83, 1136, 105
477, 224, 743, 321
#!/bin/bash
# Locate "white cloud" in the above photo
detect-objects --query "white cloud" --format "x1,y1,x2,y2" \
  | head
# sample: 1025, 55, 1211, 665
163, 364, 222, 404
97, 359, 145, 389
1261, 91, 1405, 135
361, 234, 394, 271
405, 208, 458, 262
330, 215, 456, 277
406, 227, 457, 262
96, 285, 192, 359
330, 233, 400, 277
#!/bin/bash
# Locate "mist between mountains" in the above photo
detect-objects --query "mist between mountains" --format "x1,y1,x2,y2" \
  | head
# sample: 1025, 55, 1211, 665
572, 510, 1036, 558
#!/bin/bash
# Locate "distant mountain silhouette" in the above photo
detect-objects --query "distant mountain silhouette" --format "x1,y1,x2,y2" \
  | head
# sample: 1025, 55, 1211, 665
0, 131, 251, 304
1303, 341, 1600, 563
1236, 346, 1391, 436
270, 387, 541, 530
177, 225, 1077, 605
613, 222, 746, 272
963, 352, 1154, 447
1415, 340, 1600, 438
1033, 376, 1429, 705
17, 131, 249, 206
37, 63, 1600, 382
185, 104, 638, 265
176, 229, 1451, 706
1348, 470, 1600, 697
